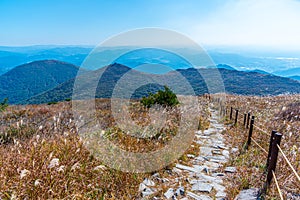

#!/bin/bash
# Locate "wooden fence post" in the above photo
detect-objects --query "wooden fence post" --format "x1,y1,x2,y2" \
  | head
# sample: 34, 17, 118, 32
261, 132, 282, 196
235, 109, 239, 125
243, 113, 247, 127
230, 107, 233, 120
246, 116, 255, 149
246, 112, 251, 129
266, 130, 277, 170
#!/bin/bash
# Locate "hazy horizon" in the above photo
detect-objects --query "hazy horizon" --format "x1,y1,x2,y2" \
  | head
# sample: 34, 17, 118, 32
1, 0, 300, 50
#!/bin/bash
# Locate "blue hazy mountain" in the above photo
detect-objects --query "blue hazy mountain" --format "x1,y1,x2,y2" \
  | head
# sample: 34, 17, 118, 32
1, 45, 300, 77
24, 62, 300, 105
113, 48, 193, 74
207, 64, 236, 70
0, 60, 83, 104
0, 46, 93, 75
273, 67, 300, 77
246, 69, 271, 75
288, 76, 300, 81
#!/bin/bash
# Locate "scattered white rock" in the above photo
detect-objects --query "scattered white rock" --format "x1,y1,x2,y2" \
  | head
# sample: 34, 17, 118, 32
231, 147, 239, 153
34, 179, 41, 186
93, 165, 107, 171
172, 167, 182, 174
224, 166, 236, 173
143, 178, 155, 187
187, 154, 195, 158
57, 165, 65, 172
71, 162, 80, 171
142, 187, 155, 197
20, 169, 30, 179
152, 173, 160, 178
175, 186, 185, 196
138, 183, 147, 192
164, 188, 174, 199
48, 158, 59, 169
216, 191, 227, 198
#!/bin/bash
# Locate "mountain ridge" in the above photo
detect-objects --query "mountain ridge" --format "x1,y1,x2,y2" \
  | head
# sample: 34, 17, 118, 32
0, 60, 82, 104
24, 63, 300, 104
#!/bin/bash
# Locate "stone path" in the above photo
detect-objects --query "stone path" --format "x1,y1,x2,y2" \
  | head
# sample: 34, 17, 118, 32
138, 105, 238, 199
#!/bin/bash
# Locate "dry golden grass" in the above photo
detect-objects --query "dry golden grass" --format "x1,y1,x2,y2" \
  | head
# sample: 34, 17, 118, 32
0, 97, 208, 199
4, 94, 297, 199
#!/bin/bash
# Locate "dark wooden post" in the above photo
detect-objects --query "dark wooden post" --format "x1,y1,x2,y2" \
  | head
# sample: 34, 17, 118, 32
243, 113, 247, 126
266, 130, 277, 170
235, 109, 239, 125
246, 112, 251, 129
261, 132, 282, 196
230, 107, 233, 120
246, 116, 255, 149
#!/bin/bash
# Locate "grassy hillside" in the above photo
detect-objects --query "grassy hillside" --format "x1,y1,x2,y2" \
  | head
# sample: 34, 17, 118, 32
0, 60, 82, 104
0, 96, 205, 199
25, 63, 300, 104
0, 95, 298, 199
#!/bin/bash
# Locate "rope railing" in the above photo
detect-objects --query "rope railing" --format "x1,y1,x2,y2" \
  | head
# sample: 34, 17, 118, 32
253, 124, 269, 135
277, 144, 300, 183
251, 137, 268, 155
272, 171, 284, 200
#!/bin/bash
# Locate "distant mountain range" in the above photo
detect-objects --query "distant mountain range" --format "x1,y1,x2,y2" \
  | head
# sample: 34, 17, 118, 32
273, 67, 300, 77
0, 46, 92, 74
1, 46, 300, 78
20, 61, 300, 105
288, 75, 300, 81
1, 56, 300, 104
0, 60, 82, 104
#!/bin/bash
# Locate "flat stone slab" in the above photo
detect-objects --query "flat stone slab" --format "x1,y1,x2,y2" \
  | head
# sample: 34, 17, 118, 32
234, 188, 260, 200
225, 167, 237, 173
143, 178, 155, 186
211, 182, 226, 192
200, 147, 213, 156
187, 191, 213, 200
176, 164, 200, 173
191, 182, 213, 193
142, 187, 156, 197
172, 167, 182, 174
216, 191, 227, 198
212, 149, 223, 155
222, 150, 230, 158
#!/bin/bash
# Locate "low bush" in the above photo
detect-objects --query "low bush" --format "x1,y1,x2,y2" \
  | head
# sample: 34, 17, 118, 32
140, 86, 179, 108
0, 98, 8, 112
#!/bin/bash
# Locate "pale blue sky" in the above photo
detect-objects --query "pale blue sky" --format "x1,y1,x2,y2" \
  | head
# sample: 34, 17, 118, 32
1, 0, 300, 49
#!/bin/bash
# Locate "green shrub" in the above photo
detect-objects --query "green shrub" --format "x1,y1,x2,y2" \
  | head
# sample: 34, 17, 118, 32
0, 98, 8, 112
47, 101, 58, 105
140, 86, 179, 108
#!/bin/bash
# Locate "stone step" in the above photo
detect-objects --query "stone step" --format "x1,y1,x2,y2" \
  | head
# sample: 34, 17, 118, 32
234, 188, 260, 200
